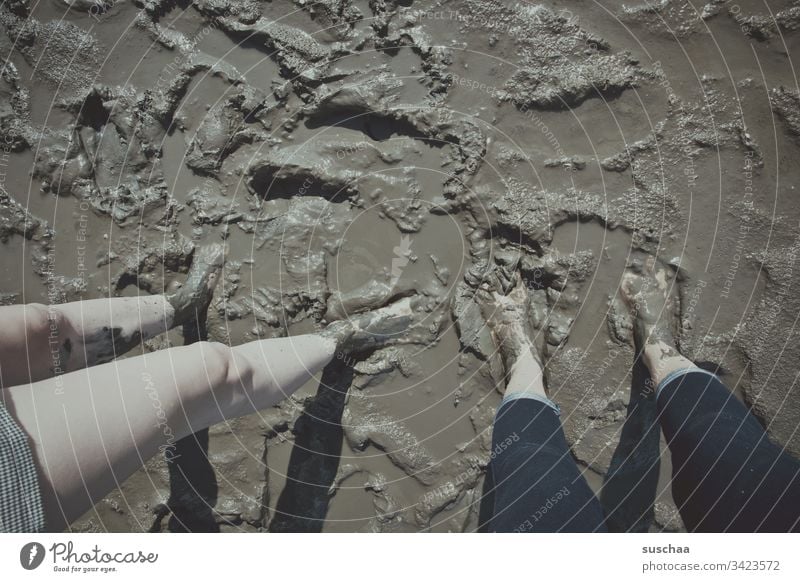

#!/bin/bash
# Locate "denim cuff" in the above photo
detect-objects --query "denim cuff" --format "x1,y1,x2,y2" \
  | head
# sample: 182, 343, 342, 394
656, 367, 720, 399
499, 391, 561, 415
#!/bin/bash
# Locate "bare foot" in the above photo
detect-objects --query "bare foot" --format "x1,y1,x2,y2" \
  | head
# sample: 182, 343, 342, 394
166, 244, 225, 326
321, 296, 419, 354
324, 280, 415, 322
619, 255, 678, 352
619, 256, 699, 388
476, 273, 540, 374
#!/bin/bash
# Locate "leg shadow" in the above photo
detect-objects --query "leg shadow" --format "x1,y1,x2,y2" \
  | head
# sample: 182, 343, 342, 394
475, 468, 495, 532
269, 359, 353, 532
166, 428, 219, 532
600, 357, 662, 532
163, 316, 219, 532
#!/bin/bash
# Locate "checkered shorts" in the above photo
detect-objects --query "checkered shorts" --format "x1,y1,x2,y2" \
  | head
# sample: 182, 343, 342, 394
0, 400, 45, 532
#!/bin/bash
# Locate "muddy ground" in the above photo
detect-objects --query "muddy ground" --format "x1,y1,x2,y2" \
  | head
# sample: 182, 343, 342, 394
1, 0, 799, 532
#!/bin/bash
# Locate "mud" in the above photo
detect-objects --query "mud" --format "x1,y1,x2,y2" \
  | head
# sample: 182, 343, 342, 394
2, 0, 800, 532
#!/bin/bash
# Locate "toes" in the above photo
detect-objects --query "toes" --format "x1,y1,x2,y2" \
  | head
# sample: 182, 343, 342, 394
474, 288, 493, 303
620, 272, 638, 302
654, 267, 670, 291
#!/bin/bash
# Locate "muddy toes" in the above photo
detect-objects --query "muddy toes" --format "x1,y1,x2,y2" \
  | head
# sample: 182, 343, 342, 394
328, 296, 428, 354
324, 280, 416, 322
614, 255, 680, 349
167, 243, 225, 325
472, 269, 539, 368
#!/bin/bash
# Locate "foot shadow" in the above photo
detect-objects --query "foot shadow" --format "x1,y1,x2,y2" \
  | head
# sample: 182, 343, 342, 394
268, 359, 354, 532
600, 357, 662, 532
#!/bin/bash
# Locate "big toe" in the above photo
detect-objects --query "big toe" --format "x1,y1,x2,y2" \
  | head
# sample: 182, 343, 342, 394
620, 271, 640, 304
195, 243, 225, 269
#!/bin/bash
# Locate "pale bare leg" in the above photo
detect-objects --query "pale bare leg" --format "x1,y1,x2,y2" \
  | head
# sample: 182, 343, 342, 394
619, 256, 694, 385
2, 297, 416, 531
477, 275, 546, 398
0, 245, 224, 388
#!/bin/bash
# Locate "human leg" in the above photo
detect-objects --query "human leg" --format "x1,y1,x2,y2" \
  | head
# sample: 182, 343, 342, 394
2, 333, 334, 530
621, 257, 800, 532
1, 296, 416, 531
479, 277, 606, 532
656, 369, 800, 532
0, 245, 224, 388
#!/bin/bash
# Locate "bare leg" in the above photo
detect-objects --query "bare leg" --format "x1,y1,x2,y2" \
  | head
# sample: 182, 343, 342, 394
0, 245, 223, 387
477, 274, 607, 532
4, 336, 334, 530
3, 297, 416, 530
620, 257, 800, 532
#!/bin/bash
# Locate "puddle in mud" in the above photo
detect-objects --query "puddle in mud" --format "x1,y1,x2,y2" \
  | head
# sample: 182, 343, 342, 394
160, 129, 214, 204
330, 205, 465, 295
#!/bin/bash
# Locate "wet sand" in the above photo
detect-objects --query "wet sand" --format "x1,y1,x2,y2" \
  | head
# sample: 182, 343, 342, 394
2, 0, 800, 532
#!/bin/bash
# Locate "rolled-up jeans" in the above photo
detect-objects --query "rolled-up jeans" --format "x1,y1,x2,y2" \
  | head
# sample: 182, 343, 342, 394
486, 370, 800, 532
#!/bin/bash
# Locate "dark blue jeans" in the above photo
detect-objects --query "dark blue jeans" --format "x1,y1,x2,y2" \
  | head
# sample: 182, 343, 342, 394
486, 370, 800, 532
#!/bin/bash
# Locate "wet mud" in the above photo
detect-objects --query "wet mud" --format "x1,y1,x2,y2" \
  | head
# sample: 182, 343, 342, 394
2, 0, 800, 532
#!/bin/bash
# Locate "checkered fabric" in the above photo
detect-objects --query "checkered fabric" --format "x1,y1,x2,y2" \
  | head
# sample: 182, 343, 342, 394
0, 400, 44, 532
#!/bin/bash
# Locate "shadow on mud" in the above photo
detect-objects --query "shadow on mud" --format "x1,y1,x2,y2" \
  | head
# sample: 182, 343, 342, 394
269, 359, 354, 532
600, 358, 662, 532
151, 317, 221, 533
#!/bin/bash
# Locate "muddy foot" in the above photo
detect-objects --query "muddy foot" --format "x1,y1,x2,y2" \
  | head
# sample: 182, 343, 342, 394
475, 272, 541, 373
166, 244, 225, 326
619, 255, 678, 351
324, 280, 416, 322
322, 296, 419, 354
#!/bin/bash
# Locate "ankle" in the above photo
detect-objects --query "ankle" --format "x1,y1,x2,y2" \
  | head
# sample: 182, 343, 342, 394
504, 346, 547, 397
319, 320, 354, 351
643, 341, 694, 387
